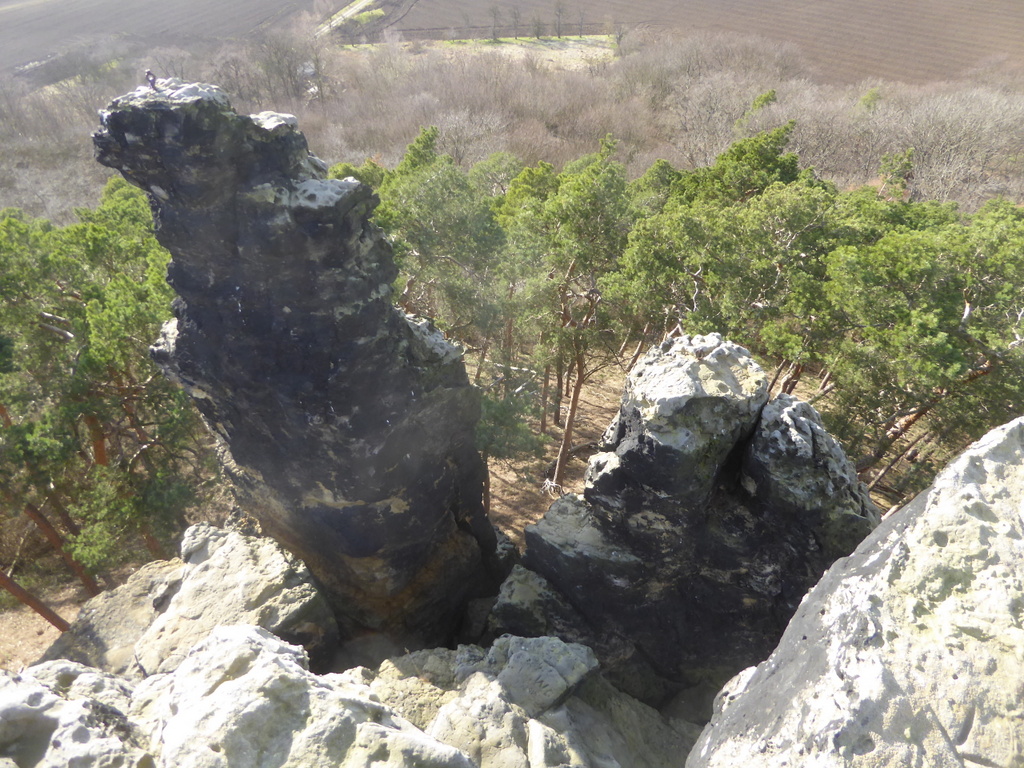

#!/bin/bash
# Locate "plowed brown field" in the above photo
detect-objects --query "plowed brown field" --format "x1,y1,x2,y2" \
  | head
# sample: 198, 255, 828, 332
388, 0, 1024, 83
0, 0, 314, 75
2, 0, 1022, 83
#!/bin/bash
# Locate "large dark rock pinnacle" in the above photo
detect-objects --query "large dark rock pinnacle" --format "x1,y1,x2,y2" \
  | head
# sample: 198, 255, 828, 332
94, 80, 499, 646
491, 334, 879, 709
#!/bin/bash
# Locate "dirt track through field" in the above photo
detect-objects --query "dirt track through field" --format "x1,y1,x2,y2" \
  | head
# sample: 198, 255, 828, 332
390, 0, 1024, 83
0, 0, 315, 74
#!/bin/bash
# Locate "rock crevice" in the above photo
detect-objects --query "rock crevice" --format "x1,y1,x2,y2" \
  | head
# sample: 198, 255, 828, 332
688, 416, 1024, 767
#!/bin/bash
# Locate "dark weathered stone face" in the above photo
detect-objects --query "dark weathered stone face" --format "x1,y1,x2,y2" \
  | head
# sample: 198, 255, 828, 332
688, 418, 1024, 767
95, 80, 499, 647
494, 334, 877, 709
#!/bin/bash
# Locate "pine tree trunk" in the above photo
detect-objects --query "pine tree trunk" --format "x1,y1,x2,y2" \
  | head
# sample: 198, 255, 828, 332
866, 432, 927, 493
473, 342, 490, 385
616, 335, 631, 357
552, 351, 587, 487
83, 414, 108, 466
767, 359, 789, 395
0, 570, 70, 632
780, 363, 804, 395
553, 355, 564, 427
539, 364, 551, 435
858, 365, 994, 473
111, 368, 153, 445
564, 357, 576, 399
23, 504, 100, 596
47, 495, 81, 537
138, 522, 167, 559
501, 283, 516, 361
626, 324, 652, 372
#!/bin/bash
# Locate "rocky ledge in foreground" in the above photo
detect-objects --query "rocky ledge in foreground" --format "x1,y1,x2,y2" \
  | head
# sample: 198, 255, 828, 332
5, 627, 699, 767
39, 523, 338, 676
492, 334, 879, 708
93, 80, 500, 647
689, 417, 1024, 767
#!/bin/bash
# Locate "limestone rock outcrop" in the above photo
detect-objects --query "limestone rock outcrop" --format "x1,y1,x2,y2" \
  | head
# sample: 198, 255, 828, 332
0, 663, 150, 768
37, 558, 183, 678
93, 80, 499, 646
370, 635, 700, 767
9, 626, 697, 767
130, 626, 474, 768
688, 416, 1024, 767
40, 524, 337, 675
493, 334, 878, 706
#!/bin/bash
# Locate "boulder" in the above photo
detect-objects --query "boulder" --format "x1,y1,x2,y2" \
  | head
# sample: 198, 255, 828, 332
688, 417, 1024, 767
0, 668, 150, 767
21, 660, 136, 713
495, 334, 878, 707
124, 625, 695, 768
93, 80, 500, 646
352, 634, 701, 767
40, 523, 338, 675
21, 622, 697, 768
587, 333, 769, 510
487, 565, 627, 659
129, 625, 474, 768
38, 558, 183, 678
742, 393, 879, 555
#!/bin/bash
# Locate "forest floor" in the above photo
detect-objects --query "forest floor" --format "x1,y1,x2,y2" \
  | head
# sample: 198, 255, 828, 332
486, 367, 625, 548
0, 582, 84, 672
0, 367, 626, 672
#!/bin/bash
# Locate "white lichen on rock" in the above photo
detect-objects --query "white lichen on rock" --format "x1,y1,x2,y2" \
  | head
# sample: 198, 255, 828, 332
623, 333, 768, 450
689, 417, 1024, 767
404, 314, 464, 366
250, 110, 298, 132
110, 78, 231, 108
291, 177, 358, 209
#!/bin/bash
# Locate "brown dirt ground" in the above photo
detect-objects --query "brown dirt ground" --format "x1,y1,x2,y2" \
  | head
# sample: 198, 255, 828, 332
0, 581, 85, 672
487, 366, 625, 548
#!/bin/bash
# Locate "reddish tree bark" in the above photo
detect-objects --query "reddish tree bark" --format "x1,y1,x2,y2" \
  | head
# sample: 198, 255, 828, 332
22, 503, 101, 596
0, 570, 70, 632
46, 496, 81, 537
552, 349, 588, 488
780, 363, 804, 395
858, 364, 995, 473
626, 329, 650, 372
539, 364, 551, 435
83, 414, 108, 467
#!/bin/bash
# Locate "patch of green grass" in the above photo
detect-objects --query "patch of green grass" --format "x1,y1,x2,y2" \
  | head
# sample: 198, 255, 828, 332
352, 8, 385, 24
